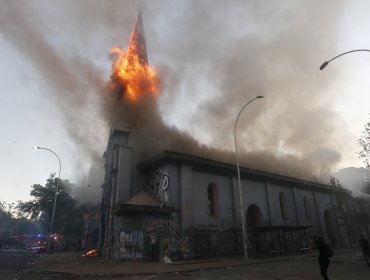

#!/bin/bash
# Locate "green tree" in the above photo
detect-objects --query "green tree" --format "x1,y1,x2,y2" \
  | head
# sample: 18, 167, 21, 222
361, 179, 370, 195
328, 177, 360, 247
17, 174, 84, 237
0, 201, 14, 238
357, 116, 370, 194
358, 114, 370, 168
0, 201, 39, 238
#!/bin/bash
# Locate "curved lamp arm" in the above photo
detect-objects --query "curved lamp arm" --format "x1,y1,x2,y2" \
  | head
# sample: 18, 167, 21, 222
320, 49, 370, 70
32, 146, 62, 238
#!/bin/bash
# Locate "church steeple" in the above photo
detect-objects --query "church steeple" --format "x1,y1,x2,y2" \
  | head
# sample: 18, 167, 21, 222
110, 9, 158, 105
129, 11, 148, 65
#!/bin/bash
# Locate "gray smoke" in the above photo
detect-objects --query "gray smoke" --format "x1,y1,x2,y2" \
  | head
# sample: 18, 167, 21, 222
130, 0, 349, 182
0, 0, 352, 194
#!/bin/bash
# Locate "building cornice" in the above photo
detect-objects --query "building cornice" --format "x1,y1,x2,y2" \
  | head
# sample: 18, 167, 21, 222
138, 150, 332, 193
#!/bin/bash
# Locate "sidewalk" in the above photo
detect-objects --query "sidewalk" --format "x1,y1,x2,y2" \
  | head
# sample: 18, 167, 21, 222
31, 249, 359, 277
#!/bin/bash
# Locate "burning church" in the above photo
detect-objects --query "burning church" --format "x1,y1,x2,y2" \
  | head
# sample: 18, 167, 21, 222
99, 12, 370, 261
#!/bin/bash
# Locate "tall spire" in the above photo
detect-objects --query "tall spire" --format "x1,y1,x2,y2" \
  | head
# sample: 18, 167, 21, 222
130, 10, 148, 65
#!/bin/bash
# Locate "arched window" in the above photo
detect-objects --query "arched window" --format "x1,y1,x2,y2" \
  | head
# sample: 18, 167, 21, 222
207, 183, 219, 217
303, 196, 311, 220
279, 192, 288, 220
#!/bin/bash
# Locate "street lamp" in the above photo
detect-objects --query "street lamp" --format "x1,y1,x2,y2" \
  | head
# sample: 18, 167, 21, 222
319, 49, 370, 70
234, 95, 264, 261
320, 48, 370, 168
32, 146, 62, 241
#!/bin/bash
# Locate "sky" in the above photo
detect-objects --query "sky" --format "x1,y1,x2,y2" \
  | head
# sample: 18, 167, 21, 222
1, 0, 370, 204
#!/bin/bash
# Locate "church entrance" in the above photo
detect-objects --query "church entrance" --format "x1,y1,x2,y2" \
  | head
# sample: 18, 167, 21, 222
246, 204, 265, 255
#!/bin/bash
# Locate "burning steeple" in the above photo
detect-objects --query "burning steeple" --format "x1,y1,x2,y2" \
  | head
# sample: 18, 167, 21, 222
108, 11, 162, 132
131, 11, 148, 65
110, 11, 158, 102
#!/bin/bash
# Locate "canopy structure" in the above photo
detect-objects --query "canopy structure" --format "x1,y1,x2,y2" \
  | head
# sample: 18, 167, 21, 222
112, 189, 176, 215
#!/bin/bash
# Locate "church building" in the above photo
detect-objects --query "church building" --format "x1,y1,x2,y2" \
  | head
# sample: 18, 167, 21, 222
99, 129, 358, 261
99, 12, 370, 261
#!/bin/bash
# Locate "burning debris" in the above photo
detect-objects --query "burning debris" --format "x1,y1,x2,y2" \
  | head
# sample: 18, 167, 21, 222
82, 249, 100, 257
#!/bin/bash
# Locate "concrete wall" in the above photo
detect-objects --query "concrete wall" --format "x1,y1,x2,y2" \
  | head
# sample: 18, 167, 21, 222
106, 149, 359, 259
293, 188, 318, 227
180, 164, 192, 230
245, 180, 270, 226
148, 160, 337, 242
267, 184, 296, 226
116, 146, 133, 203
191, 170, 235, 230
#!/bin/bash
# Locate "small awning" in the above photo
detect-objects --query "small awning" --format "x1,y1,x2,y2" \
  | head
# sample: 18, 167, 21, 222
252, 225, 314, 232
112, 189, 176, 215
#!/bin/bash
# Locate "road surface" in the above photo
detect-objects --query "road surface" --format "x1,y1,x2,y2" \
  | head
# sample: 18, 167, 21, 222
0, 249, 36, 280
0, 249, 369, 279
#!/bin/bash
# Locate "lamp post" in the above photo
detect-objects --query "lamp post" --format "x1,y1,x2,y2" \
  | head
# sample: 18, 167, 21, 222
319, 49, 370, 70
32, 146, 61, 242
234, 95, 264, 261
320, 48, 370, 168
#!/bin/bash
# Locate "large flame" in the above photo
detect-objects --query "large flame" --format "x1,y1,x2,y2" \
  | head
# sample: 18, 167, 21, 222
110, 29, 158, 101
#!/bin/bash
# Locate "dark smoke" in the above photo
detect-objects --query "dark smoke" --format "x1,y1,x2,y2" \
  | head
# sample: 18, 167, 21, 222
0, 0, 352, 194
151, 0, 350, 181
109, 0, 349, 182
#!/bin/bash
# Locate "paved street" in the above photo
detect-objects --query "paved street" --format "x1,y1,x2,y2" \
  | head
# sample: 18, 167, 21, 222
0, 249, 369, 279
80, 251, 370, 280
0, 249, 36, 280
120, 256, 370, 280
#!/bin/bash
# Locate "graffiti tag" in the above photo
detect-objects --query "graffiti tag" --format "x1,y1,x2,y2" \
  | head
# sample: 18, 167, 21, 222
147, 169, 169, 205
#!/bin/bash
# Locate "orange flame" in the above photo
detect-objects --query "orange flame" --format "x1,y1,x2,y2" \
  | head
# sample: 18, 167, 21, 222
83, 249, 98, 257
111, 29, 158, 101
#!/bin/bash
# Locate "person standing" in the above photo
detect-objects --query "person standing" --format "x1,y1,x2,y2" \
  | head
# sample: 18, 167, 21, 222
358, 234, 370, 266
312, 234, 332, 280
149, 234, 157, 262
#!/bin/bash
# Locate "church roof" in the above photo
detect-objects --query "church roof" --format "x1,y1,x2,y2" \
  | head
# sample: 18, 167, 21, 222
112, 189, 175, 215
138, 150, 331, 192
126, 189, 161, 207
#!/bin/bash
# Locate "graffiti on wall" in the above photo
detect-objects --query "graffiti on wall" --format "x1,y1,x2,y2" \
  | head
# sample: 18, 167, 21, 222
147, 169, 169, 205
144, 216, 184, 261
193, 230, 220, 257
160, 238, 184, 261
119, 230, 144, 261
144, 217, 179, 239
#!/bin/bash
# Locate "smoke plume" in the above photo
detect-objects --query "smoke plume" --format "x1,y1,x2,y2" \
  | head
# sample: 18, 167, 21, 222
0, 0, 353, 193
